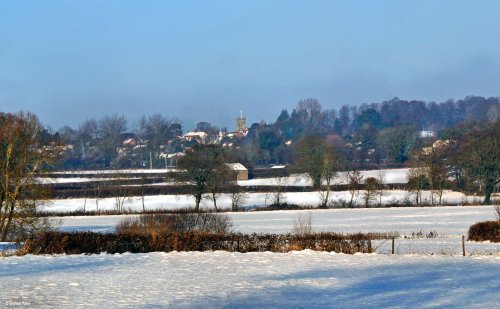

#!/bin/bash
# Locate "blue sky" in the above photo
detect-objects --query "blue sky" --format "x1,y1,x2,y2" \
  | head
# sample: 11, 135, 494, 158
0, 0, 499, 130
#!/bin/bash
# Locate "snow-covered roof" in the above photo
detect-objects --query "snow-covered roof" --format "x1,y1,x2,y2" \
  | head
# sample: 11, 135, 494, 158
420, 130, 436, 138
184, 131, 208, 139
159, 152, 185, 159
226, 163, 247, 171
123, 138, 136, 146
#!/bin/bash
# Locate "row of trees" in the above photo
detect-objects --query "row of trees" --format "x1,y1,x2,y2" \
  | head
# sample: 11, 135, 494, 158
278, 118, 499, 207
66, 120, 499, 213
56, 114, 183, 169
407, 120, 499, 205
0, 112, 237, 239
48, 95, 499, 170
177, 118, 498, 212
239, 96, 499, 166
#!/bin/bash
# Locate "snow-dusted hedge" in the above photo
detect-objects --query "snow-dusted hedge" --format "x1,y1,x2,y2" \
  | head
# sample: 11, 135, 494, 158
20, 231, 379, 255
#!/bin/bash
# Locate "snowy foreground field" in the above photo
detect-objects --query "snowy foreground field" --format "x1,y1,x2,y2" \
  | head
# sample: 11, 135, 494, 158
2, 206, 499, 307
1, 251, 499, 308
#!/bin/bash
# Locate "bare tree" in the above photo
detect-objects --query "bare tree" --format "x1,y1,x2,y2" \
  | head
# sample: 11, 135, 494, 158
294, 136, 341, 207
271, 176, 288, 206
407, 167, 428, 206
363, 177, 379, 207
98, 114, 128, 167
205, 164, 233, 212
138, 173, 148, 212
133, 114, 181, 168
77, 118, 98, 159
113, 172, 132, 213
295, 99, 324, 134
0, 112, 58, 241
345, 169, 363, 207
79, 118, 99, 140
133, 115, 148, 167
376, 170, 387, 207
228, 184, 247, 211
417, 140, 451, 205
318, 154, 339, 208
144, 114, 174, 166
91, 171, 103, 213
454, 121, 499, 204
176, 144, 228, 212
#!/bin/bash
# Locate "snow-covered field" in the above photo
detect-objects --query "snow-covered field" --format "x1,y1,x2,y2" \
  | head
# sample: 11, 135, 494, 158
4, 194, 500, 307
57, 206, 500, 255
50, 168, 176, 175
37, 177, 144, 184
239, 168, 410, 186
58, 206, 495, 235
6, 168, 500, 307
39, 168, 410, 185
1, 251, 498, 308
40, 190, 491, 214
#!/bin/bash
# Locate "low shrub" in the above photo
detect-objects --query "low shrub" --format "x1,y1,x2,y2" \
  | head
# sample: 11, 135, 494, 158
292, 212, 313, 237
256, 203, 306, 211
3, 216, 61, 243
468, 221, 500, 242
116, 212, 233, 235
402, 229, 439, 239
329, 199, 349, 208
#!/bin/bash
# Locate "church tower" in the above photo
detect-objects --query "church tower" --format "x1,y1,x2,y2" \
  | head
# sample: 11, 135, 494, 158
236, 110, 247, 132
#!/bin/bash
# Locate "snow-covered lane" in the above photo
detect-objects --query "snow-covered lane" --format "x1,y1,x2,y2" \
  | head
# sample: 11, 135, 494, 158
1, 251, 498, 308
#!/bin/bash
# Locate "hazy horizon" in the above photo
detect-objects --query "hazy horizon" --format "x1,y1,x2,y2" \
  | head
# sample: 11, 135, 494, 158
1, 1, 499, 130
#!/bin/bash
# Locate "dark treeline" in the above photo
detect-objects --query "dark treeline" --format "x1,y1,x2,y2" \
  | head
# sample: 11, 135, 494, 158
236, 95, 499, 167
40, 95, 499, 170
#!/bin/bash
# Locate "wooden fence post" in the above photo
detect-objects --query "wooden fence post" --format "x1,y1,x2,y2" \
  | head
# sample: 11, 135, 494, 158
462, 235, 466, 257
391, 237, 395, 254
